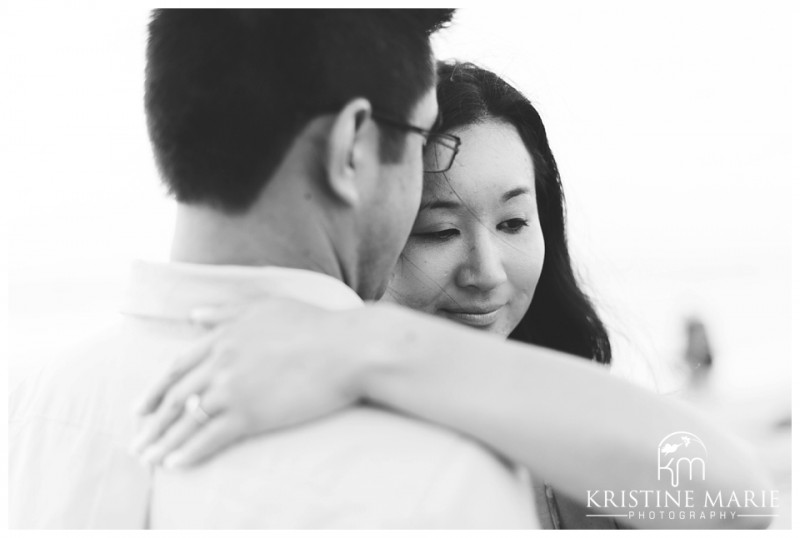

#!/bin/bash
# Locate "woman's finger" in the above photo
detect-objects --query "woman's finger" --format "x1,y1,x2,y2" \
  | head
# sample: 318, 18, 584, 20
162, 415, 245, 470
130, 396, 184, 456
138, 408, 211, 467
133, 335, 215, 416
130, 360, 217, 455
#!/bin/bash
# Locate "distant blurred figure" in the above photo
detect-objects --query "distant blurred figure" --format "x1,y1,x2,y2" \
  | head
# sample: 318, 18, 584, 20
684, 317, 713, 387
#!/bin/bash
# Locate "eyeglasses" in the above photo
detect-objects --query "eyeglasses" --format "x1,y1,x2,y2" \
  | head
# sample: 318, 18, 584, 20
372, 112, 461, 173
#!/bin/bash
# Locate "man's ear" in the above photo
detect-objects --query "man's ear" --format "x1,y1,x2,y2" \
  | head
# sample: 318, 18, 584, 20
324, 97, 375, 207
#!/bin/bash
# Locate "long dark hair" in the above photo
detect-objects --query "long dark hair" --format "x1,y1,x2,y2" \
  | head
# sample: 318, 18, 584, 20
435, 61, 611, 364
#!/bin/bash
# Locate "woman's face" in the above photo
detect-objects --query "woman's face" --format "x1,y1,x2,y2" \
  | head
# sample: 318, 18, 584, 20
384, 119, 545, 337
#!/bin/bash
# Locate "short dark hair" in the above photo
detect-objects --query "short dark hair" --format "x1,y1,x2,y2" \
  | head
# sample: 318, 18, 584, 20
145, 9, 454, 212
434, 61, 612, 365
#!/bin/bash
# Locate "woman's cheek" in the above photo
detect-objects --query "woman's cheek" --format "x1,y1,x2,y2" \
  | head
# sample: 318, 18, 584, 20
392, 242, 456, 313
506, 230, 545, 298
523, 230, 546, 294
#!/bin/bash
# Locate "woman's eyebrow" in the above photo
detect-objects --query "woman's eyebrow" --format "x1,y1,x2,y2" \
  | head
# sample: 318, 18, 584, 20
419, 198, 460, 211
421, 187, 531, 211
501, 187, 532, 203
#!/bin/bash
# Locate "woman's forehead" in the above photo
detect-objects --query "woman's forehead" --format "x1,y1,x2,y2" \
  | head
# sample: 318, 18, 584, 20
422, 122, 536, 205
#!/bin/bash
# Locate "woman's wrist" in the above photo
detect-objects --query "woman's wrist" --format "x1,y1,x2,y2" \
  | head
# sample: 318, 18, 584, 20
345, 302, 413, 404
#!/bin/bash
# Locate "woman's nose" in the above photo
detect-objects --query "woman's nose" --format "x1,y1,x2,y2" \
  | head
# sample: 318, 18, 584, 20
455, 229, 507, 291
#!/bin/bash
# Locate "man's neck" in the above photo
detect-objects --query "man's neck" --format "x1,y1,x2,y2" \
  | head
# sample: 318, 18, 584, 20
170, 201, 344, 281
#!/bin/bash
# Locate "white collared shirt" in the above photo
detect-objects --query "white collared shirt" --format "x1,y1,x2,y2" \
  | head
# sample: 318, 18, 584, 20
10, 260, 537, 529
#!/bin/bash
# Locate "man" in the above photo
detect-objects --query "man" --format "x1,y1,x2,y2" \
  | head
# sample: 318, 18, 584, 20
10, 9, 537, 528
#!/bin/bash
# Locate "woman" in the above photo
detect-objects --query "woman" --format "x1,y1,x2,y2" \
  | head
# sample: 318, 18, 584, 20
384, 62, 610, 364
131, 62, 769, 529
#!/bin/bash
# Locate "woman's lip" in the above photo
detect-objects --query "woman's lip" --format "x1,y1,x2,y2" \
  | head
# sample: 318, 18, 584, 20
439, 307, 502, 327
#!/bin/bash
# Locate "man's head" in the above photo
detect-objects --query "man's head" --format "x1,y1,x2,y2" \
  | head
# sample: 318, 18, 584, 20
146, 9, 453, 299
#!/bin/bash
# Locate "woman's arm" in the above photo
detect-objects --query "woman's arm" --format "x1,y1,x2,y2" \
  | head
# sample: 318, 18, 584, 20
358, 304, 773, 529
132, 299, 773, 530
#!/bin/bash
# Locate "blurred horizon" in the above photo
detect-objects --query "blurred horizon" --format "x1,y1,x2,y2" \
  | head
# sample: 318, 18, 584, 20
7, 4, 792, 390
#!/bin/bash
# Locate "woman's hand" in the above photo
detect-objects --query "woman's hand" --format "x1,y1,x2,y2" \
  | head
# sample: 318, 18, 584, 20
129, 298, 367, 469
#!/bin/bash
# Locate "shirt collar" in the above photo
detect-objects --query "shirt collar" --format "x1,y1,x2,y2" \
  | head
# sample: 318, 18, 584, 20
121, 260, 363, 322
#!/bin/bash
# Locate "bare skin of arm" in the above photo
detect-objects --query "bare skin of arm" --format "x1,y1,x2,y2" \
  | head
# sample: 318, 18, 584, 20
132, 299, 773, 530
358, 304, 773, 529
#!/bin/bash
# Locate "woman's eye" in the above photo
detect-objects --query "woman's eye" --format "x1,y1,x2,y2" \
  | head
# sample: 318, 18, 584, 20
413, 229, 460, 241
499, 218, 529, 233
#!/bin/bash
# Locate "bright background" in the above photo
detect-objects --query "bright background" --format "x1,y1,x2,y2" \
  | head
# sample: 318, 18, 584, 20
3, 2, 795, 528
435, 4, 792, 397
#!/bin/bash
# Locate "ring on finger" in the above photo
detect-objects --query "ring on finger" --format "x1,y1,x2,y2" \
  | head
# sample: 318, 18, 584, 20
185, 393, 212, 425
